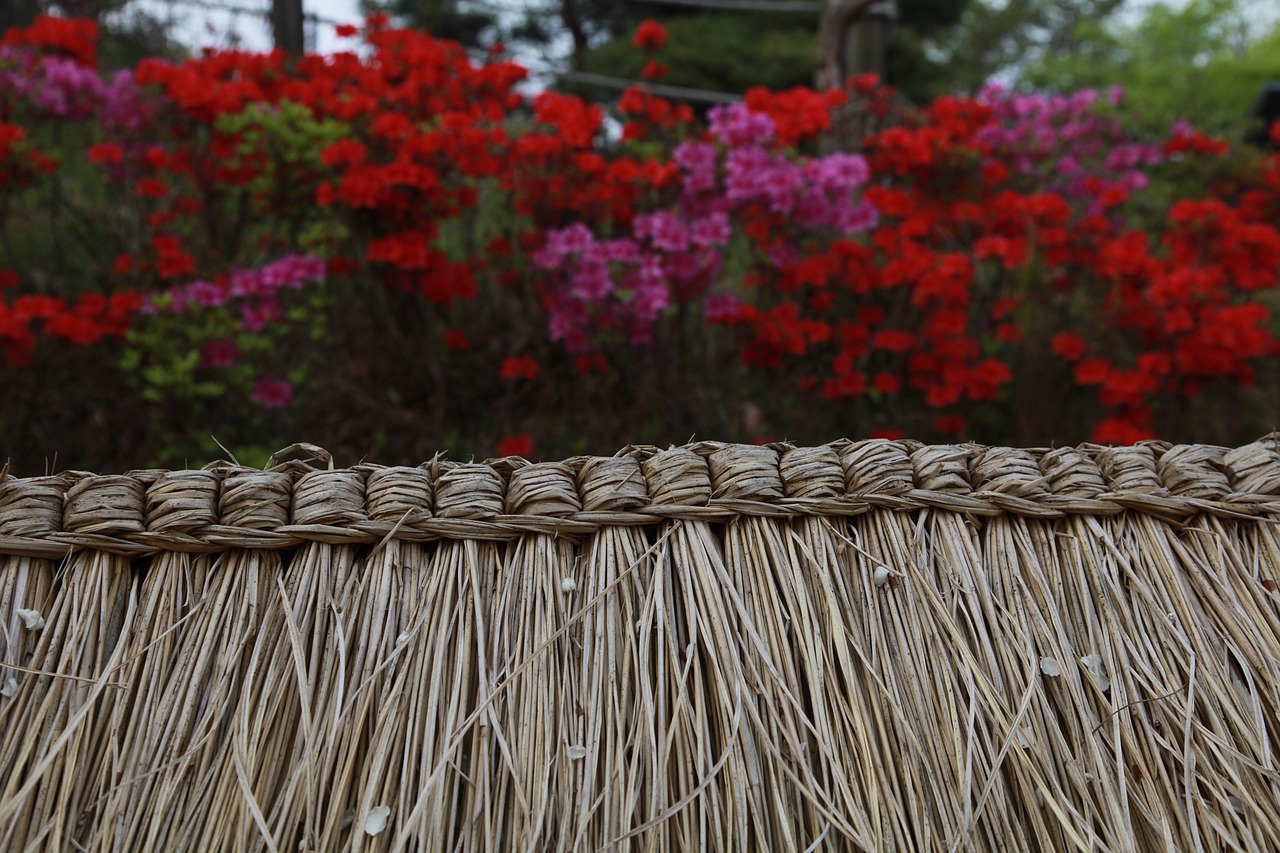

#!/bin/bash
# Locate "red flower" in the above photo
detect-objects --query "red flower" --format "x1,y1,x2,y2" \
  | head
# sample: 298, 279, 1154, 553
574, 352, 609, 374
498, 434, 533, 457
370, 112, 413, 140
320, 139, 367, 168
1099, 186, 1129, 208
443, 328, 469, 351
0, 123, 25, 160
200, 338, 240, 369
1092, 416, 1156, 446
0, 270, 17, 290
872, 329, 916, 353
994, 323, 1021, 343
499, 355, 540, 381
633, 20, 667, 51
12, 294, 63, 320
1074, 358, 1111, 385
334, 23, 359, 37
641, 59, 668, 80
141, 146, 168, 170
135, 177, 169, 199
872, 372, 901, 394
151, 234, 195, 280
367, 230, 435, 271
2, 15, 99, 67
44, 313, 103, 345
933, 415, 966, 434
28, 150, 59, 174
990, 297, 1017, 320
1164, 129, 1229, 157
87, 142, 124, 166
1051, 332, 1086, 362
533, 91, 603, 148
250, 377, 294, 409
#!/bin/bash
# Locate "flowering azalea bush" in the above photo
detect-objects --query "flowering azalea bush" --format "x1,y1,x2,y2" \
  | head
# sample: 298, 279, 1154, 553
2, 14, 1279, 469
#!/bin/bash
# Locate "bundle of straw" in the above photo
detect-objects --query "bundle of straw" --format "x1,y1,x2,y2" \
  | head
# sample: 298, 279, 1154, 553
1, 436, 1279, 851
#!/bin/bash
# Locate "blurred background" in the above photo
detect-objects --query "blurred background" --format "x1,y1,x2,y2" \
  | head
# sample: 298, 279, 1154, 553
7, 0, 1279, 126
3, 1, 1280, 472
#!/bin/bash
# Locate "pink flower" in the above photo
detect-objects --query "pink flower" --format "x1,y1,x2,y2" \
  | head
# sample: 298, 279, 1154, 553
250, 377, 294, 409
691, 212, 730, 247
636, 211, 689, 252
186, 279, 228, 307
708, 102, 775, 147
240, 299, 282, 332
703, 292, 740, 323
199, 337, 240, 368
571, 254, 612, 301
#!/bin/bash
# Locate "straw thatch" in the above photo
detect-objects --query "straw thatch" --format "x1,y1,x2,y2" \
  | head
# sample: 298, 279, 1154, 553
2, 436, 1279, 851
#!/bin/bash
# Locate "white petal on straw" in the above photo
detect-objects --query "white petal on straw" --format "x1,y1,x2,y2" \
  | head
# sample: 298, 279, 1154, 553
1079, 654, 1112, 692
363, 806, 391, 836
1015, 729, 1033, 748
567, 745, 588, 760
873, 566, 891, 587
0, 677, 16, 698
16, 608, 44, 631
396, 632, 410, 646
1039, 657, 1061, 677
560, 577, 578, 593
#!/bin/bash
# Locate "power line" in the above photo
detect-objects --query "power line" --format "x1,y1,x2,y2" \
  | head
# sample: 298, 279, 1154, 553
560, 70, 740, 104
154, 0, 350, 30
626, 0, 823, 12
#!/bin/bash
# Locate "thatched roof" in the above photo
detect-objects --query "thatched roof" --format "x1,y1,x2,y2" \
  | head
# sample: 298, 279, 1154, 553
2, 437, 1279, 850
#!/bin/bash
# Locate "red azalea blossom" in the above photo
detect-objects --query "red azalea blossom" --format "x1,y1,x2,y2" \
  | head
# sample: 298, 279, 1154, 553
3, 15, 98, 66
641, 59, 668, 80
1092, 416, 1156, 445
87, 142, 124, 165
443, 328, 469, 351
632, 20, 667, 51
933, 415, 966, 434
498, 434, 534, 457
1052, 332, 1087, 362
499, 355, 540, 381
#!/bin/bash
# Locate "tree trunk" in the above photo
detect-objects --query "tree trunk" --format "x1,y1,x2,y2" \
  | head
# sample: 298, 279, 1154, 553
816, 0, 892, 89
272, 0, 306, 58
559, 0, 590, 70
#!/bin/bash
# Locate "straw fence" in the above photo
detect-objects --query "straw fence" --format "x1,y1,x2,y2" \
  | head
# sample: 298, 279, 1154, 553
1, 437, 1279, 851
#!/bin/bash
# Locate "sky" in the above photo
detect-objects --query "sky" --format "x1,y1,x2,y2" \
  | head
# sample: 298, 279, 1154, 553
133, 0, 366, 54
132, 0, 1280, 69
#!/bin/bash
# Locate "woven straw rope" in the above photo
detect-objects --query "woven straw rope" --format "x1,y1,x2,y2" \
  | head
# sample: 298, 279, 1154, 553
2, 435, 1279, 559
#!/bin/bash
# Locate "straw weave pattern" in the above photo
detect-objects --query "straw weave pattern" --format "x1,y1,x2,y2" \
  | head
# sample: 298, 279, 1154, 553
1, 436, 1279, 852
2, 436, 1280, 557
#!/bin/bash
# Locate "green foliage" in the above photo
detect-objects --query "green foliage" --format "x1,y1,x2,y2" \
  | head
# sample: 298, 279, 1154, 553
570, 2, 974, 104
203, 101, 352, 264
119, 282, 331, 466
935, 0, 1128, 95
579, 12, 819, 96
1016, 0, 1280, 136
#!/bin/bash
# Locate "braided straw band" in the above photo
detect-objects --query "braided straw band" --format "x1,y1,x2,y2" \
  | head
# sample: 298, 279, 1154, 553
1, 435, 1277, 559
